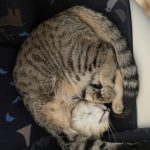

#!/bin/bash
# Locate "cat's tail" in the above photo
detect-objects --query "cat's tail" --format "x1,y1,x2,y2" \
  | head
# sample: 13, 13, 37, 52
70, 6, 139, 116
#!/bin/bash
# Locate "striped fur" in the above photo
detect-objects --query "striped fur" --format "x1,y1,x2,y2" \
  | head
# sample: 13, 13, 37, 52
70, 6, 139, 116
13, 6, 139, 150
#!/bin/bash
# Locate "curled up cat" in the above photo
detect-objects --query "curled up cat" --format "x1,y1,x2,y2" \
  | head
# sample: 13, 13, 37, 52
13, 6, 139, 150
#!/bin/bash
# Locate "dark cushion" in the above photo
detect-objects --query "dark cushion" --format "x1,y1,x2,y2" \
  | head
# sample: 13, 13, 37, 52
0, 0, 37, 45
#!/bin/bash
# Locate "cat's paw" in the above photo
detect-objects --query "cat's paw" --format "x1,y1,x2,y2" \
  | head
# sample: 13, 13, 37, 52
85, 87, 102, 103
112, 100, 124, 114
92, 89, 103, 103
85, 88, 107, 104
100, 86, 114, 103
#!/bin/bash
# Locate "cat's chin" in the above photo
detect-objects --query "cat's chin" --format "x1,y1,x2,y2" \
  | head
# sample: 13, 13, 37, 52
71, 101, 109, 137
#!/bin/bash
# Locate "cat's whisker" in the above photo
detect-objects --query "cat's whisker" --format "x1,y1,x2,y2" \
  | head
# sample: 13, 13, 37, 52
108, 125, 112, 141
109, 120, 118, 135
107, 125, 111, 141
109, 122, 117, 137
109, 120, 117, 135
108, 121, 117, 142
109, 126, 116, 142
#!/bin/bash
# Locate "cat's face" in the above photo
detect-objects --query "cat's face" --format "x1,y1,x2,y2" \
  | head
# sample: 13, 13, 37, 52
71, 102, 110, 137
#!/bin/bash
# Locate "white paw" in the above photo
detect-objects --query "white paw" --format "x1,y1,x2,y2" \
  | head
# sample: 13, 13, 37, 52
112, 102, 124, 114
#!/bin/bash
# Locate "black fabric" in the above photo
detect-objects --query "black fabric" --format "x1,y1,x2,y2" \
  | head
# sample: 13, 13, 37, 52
0, 0, 147, 150
26, 128, 150, 150
0, 0, 37, 44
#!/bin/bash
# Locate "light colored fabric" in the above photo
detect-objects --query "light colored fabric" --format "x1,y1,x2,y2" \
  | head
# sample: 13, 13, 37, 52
130, 0, 150, 128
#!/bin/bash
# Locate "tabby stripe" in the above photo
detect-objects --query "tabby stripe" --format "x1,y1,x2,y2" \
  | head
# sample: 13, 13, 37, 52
114, 36, 127, 52
88, 44, 99, 72
93, 43, 101, 68
107, 22, 121, 41
38, 49, 51, 67
50, 38, 69, 77
84, 43, 92, 71
22, 42, 33, 55
123, 86, 139, 94
68, 40, 82, 82
57, 30, 67, 40
43, 22, 53, 30
59, 32, 76, 48
61, 36, 73, 48
48, 40, 67, 78
38, 50, 55, 74
78, 40, 89, 75
32, 53, 48, 66
123, 89, 138, 98
36, 40, 56, 71
117, 52, 133, 68
57, 34, 75, 75
118, 45, 129, 54
88, 65, 92, 72
124, 79, 139, 89
122, 65, 137, 78
38, 38, 64, 78
117, 48, 130, 60
26, 58, 50, 78
78, 40, 85, 73
38, 47, 57, 75
31, 32, 52, 67
91, 52, 99, 71
96, 47, 103, 68
68, 40, 77, 72
17, 82, 28, 87
49, 32, 54, 39
68, 45, 75, 71
124, 71, 138, 80
87, 43, 95, 72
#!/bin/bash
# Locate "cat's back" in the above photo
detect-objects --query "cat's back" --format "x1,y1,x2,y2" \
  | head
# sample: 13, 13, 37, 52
20, 10, 95, 56
14, 8, 97, 80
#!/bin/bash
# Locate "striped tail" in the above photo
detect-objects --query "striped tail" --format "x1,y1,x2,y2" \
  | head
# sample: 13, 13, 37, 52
70, 6, 139, 116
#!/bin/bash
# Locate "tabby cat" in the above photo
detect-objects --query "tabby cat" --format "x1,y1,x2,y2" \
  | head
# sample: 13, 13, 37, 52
13, 6, 139, 150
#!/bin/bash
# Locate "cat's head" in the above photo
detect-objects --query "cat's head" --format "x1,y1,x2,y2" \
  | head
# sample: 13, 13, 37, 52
71, 101, 110, 137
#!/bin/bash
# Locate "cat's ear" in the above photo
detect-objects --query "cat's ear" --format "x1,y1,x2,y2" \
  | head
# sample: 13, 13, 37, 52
136, 0, 150, 16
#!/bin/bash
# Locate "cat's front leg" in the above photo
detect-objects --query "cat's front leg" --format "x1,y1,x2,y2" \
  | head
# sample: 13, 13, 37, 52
84, 84, 114, 104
